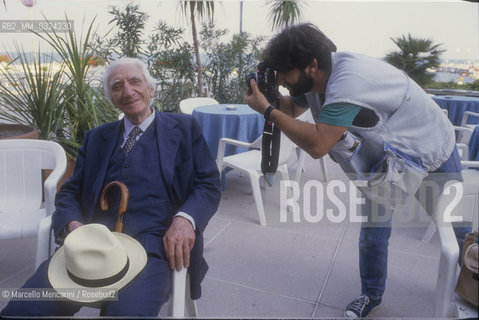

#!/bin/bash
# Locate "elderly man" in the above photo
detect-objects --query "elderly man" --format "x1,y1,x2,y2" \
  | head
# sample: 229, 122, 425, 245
245, 23, 467, 318
1, 57, 221, 317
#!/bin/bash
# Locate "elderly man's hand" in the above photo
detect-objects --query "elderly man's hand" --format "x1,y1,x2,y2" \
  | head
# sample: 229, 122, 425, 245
163, 216, 196, 271
68, 220, 84, 233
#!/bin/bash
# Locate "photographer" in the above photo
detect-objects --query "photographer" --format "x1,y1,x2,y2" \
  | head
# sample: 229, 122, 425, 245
244, 23, 468, 318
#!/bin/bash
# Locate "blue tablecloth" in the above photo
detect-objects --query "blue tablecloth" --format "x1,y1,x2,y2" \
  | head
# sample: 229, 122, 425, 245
468, 125, 479, 161
432, 95, 479, 126
192, 104, 264, 158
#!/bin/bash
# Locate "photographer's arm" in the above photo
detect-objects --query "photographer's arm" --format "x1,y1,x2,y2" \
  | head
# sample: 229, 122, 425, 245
245, 79, 345, 159
278, 95, 309, 118
270, 109, 346, 158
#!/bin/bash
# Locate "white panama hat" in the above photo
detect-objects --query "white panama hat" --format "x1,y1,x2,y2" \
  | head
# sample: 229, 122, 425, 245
48, 224, 147, 303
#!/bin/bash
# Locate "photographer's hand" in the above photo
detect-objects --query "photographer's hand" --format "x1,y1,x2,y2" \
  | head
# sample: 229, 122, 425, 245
244, 79, 270, 114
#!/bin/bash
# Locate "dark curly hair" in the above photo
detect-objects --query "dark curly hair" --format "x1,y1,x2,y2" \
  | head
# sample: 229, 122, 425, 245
262, 23, 337, 74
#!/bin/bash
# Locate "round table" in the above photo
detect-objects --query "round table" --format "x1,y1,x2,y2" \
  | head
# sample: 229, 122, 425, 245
432, 95, 479, 126
192, 104, 264, 158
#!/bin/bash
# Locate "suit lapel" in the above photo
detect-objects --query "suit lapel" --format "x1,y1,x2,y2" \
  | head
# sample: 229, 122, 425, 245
91, 121, 122, 205
155, 111, 180, 188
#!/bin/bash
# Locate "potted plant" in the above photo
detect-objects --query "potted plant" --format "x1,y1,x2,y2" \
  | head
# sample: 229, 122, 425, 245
0, 47, 68, 140
0, 123, 38, 139
33, 16, 118, 160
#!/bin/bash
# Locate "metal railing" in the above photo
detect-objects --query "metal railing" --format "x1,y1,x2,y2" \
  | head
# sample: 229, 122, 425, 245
425, 88, 479, 97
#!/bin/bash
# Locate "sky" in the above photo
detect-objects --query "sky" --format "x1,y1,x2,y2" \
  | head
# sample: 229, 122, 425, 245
0, 0, 478, 61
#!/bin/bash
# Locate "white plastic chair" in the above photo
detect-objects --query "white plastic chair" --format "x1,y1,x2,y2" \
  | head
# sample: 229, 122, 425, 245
460, 110, 479, 129
0, 139, 66, 240
432, 161, 479, 318
216, 130, 299, 226
295, 110, 328, 182
454, 126, 473, 145
423, 127, 473, 243
456, 143, 470, 162
36, 216, 197, 318
179, 97, 218, 115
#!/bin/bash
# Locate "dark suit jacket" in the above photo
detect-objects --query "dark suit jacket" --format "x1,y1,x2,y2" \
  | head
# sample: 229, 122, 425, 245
52, 110, 221, 299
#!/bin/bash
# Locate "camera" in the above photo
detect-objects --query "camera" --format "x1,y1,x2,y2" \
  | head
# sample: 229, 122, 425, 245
246, 62, 279, 104
246, 62, 281, 183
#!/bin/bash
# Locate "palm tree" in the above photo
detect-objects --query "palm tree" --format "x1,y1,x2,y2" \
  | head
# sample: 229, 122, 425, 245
385, 34, 445, 87
267, 0, 306, 31
180, 1, 216, 97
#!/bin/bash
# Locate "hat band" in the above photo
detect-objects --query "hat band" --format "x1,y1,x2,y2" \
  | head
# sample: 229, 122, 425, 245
67, 258, 130, 288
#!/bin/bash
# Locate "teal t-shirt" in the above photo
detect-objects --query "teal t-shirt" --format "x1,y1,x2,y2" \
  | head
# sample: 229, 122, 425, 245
290, 95, 361, 127
318, 103, 361, 127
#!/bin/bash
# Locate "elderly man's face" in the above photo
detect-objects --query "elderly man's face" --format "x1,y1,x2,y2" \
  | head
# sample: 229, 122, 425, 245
108, 63, 154, 124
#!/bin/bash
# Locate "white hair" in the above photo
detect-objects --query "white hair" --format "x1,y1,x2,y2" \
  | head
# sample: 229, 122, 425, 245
103, 57, 157, 104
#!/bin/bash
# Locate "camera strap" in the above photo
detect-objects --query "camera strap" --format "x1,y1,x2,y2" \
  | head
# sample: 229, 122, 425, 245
261, 98, 281, 185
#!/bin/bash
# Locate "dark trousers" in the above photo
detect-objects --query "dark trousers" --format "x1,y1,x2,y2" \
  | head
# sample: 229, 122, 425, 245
1, 237, 171, 317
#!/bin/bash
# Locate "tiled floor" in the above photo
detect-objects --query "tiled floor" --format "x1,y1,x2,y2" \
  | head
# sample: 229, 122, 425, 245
1, 154, 477, 318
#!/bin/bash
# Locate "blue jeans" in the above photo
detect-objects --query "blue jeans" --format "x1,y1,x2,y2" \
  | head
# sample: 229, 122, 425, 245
359, 147, 470, 300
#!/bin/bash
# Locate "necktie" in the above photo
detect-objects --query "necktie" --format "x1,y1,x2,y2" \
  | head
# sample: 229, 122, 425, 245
122, 126, 142, 156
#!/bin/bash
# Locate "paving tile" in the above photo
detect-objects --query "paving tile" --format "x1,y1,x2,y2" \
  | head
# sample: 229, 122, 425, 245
0, 237, 36, 282
203, 215, 235, 248
375, 249, 438, 318
196, 276, 317, 318
0, 264, 36, 312
321, 221, 442, 318
312, 303, 346, 318
0, 264, 36, 288
224, 165, 351, 236
216, 173, 252, 221
316, 223, 362, 311
388, 226, 441, 259
259, 176, 351, 240
204, 220, 338, 303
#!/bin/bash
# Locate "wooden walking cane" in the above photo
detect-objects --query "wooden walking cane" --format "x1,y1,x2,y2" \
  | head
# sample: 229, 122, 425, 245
100, 181, 129, 233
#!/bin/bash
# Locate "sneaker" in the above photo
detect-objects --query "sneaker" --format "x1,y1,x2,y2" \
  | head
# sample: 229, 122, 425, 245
344, 295, 382, 318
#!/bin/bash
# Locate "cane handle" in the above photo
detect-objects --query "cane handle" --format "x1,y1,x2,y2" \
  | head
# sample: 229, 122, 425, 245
100, 181, 129, 233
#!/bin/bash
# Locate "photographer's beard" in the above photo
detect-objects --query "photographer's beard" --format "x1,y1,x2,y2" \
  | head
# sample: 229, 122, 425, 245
284, 70, 315, 97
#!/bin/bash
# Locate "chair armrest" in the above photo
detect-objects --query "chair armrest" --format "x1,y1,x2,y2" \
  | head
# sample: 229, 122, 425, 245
461, 161, 479, 169
35, 215, 53, 269
43, 153, 66, 216
460, 111, 479, 127
219, 137, 257, 149
170, 268, 188, 317
454, 126, 473, 144
43, 175, 58, 216
456, 143, 469, 161
216, 136, 262, 170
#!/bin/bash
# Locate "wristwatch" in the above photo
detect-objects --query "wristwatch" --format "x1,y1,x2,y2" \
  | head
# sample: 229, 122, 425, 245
264, 105, 275, 121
